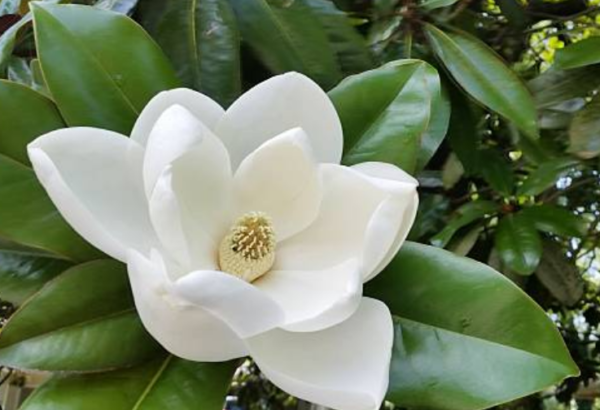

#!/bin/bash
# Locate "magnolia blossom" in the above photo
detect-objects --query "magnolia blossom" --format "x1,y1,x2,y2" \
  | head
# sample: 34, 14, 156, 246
28, 73, 418, 410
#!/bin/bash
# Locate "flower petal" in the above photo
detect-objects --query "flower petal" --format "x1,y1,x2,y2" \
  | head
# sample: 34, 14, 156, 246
246, 297, 393, 410
127, 250, 247, 361
276, 164, 418, 281
143, 105, 213, 198
233, 128, 322, 241
131, 88, 224, 147
174, 270, 285, 338
215, 72, 343, 169
28, 128, 158, 262
353, 162, 419, 281
254, 258, 362, 332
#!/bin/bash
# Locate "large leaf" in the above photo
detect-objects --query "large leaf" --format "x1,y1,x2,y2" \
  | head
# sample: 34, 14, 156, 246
520, 204, 587, 238
20, 356, 237, 410
555, 37, 600, 70
517, 157, 580, 196
528, 66, 600, 110
0, 250, 70, 305
365, 242, 578, 410
424, 24, 538, 139
0, 260, 162, 371
136, 0, 240, 107
535, 240, 584, 307
329, 59, 433, 173
0, 81, 99, 261
228, 0, 342, 88
430, 200, 499, 248
569, 94, 600, 159
495, 213, 542, 275
32, 3, 179, 134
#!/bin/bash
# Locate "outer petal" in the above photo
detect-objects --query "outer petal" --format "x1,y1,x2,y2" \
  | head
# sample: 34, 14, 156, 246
276, 164, 417, 280
174, 271, 285, 338
215, 72, 343, 169
353, 162, 419, 281
131, 88, 225, 147
234, 128, 322, 241
246, 298, 393, 410
28, 128, 158, 262
127, 250, 247, 361
254, 258, 362, 332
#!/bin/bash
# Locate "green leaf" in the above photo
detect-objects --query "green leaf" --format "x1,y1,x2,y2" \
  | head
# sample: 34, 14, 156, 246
32, 3, 179, 134
94, 0, 139, 14
555, 37, 600, 70
430, 200, 498, 247
137, 0, 240, 107
495, 213, 542, 275
329, 59, 434, 173
517, 157, 580, 196
0, 260, 162, 371
424, 24, 538, 139
446, 84, 481, 175
0, 250, 70, 305
366, 242, 578, 410
416, 68, 451, 170
20, 356, 237, 410
0, 13, 31, 74
228, 0, 342, 88
528, 66, 600, 110
569, 94, 600, 159
299, 0, 373, 75
419, 0, 459, 10
535, 240, 583, 307
520, 204, 587, 238
478, 149, 515, 195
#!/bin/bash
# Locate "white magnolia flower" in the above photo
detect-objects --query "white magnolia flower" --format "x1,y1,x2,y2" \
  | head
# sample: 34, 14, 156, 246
28, 73, 418, 410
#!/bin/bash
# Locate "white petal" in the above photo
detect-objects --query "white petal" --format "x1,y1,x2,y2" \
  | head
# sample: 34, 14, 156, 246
215, 72, 343, 169
127, 250, 247, 361
143, 105, 211, 198
28, 128, 158, 262
175, 270, 285, 338
254, 258, 362, 332
276, 164, 418, 281
353, 162, 419, 281
131, 88, 224, 147
234, 128, 322, 240
150, 129, 233, 270
247, 298, 393, 410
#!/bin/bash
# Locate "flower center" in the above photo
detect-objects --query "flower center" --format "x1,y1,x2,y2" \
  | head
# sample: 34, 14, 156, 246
218, 211, 276, 282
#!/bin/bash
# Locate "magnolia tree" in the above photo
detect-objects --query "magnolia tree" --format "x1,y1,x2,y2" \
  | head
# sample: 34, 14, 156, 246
0, 0, 599, 409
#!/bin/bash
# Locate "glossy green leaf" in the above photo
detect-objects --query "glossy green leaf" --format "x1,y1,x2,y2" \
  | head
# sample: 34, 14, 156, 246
446, 84, 481, 175
329, 59, 433, 173
366, 242, 578, 410
569, 94, 600, 159
478, 149, 515, 195
555, 37, 600, 70
517, 157, 580, 196
6, 56, 32, 84
528, 66, 600, 110
20, 356, 237, 410
0, 13, 30, 74
0, 250, 70, 305
424, 24, 538, 139
495, 213, 542, 275
419, 0, 458, 10
0, 260, 162, 371
137, 0, 240, 107
430, 200, 498, 247
32, 3, 179, 134
535, 240, 583, 307
416, 68, 450, 170
300, 0, 373, 75
520, 204, 587, 238
228, 0, 342, 88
